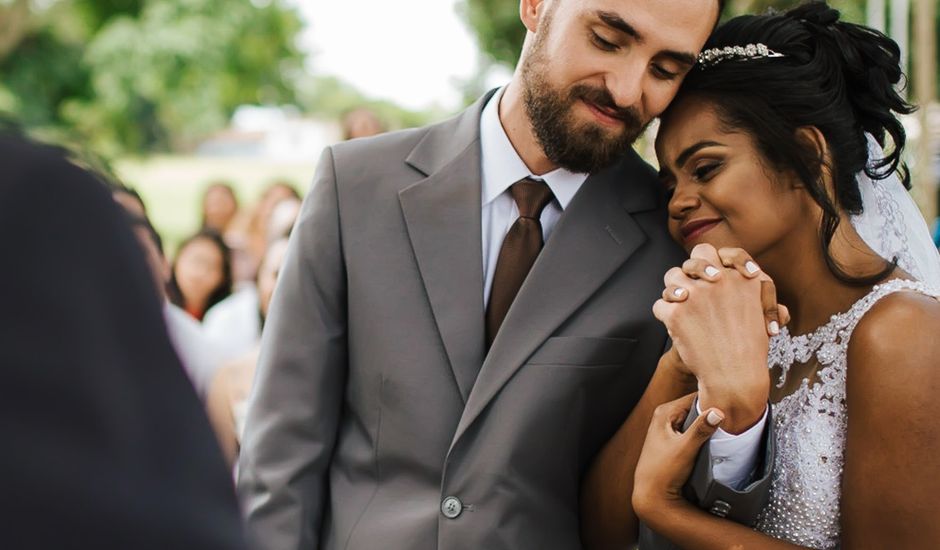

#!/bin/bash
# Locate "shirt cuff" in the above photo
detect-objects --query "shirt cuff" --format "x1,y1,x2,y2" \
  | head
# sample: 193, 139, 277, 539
697, 399, 768, 490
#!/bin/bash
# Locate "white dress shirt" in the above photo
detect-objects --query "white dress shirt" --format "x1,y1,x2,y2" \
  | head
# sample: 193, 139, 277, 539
479, 87, 766, 489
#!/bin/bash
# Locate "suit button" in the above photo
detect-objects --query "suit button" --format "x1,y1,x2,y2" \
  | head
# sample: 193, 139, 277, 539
441, 496, 463, 519
709, 500, 731, 518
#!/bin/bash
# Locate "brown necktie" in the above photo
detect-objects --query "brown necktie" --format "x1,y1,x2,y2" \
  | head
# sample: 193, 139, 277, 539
486, 177, 556, 346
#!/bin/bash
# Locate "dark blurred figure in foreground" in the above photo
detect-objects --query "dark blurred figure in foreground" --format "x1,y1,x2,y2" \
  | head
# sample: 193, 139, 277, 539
0, 133, 248, 550
112, 186, 148, 218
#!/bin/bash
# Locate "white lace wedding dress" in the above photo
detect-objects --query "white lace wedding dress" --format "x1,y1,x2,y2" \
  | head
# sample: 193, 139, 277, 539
753, 279, 940, 549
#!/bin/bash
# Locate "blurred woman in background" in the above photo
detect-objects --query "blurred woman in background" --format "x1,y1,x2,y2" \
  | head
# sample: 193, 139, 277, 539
201, 181, 239, 235
167, 229, 233, 322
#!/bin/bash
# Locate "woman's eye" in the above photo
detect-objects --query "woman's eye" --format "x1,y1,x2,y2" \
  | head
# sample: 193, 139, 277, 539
693, 163, 721, 181
591, 32, 618, 52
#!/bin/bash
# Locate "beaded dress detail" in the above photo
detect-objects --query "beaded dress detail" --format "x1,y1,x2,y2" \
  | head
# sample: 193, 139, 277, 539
754, 279, 939, 549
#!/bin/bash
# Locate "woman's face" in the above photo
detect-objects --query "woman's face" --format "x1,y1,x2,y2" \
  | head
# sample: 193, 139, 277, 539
655, 96, 808, 257
174, 237, 224, 308
203, 185, 237, 231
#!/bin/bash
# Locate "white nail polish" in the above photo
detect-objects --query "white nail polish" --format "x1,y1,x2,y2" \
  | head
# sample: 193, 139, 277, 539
705, 266, 720, 278
746, 261, 760, 274
706, 410, 724, 426
769, 320, 780, 335
673, 287, 686, 298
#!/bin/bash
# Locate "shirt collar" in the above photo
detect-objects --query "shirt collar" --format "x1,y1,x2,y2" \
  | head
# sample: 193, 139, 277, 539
479, 86, 587, 210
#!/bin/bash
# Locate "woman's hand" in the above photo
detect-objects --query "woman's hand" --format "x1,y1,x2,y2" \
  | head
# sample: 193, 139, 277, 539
653, 244, 774, 432
632, 393, 724, 519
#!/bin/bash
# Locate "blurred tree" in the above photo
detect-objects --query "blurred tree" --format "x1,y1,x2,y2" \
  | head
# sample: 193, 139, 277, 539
0, 0, 303, 155
297, 75, 444, 131
458, 0, 525, 68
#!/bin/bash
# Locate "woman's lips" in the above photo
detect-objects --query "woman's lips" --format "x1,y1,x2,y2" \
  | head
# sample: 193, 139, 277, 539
680, 219, 722, 242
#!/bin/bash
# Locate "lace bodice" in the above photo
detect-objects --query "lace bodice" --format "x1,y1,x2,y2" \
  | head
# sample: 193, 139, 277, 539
754, 279, 939, 549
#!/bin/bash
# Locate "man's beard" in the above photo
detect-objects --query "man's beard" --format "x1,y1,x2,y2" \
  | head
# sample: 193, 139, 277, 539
521, 48, 648, 174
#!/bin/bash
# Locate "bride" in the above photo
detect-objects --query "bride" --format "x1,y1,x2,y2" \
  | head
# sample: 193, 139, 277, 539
581, 2, 940, 548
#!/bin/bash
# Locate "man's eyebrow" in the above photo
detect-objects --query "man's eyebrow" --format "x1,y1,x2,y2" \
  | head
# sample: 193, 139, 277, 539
596, 11, 641, 41
594, 11, 697, 67
675, 140, 725, 168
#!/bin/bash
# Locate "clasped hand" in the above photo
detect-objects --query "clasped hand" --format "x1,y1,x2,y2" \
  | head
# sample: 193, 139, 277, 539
633, 244, 788, 520
653, 244, 788, 428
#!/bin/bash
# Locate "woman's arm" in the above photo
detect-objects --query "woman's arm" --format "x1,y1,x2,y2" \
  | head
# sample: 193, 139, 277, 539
632, 290, 940, 549
632, 395, 807, 549
841, 291, 940, 547
580, 349, 696, 549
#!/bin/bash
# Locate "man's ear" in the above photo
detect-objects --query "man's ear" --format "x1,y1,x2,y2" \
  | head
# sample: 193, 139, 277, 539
520, 0, 549, 33
794, 125, 834, 191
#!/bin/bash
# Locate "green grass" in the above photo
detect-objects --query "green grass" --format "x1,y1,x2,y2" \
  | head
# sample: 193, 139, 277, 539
114, 155, 317, 256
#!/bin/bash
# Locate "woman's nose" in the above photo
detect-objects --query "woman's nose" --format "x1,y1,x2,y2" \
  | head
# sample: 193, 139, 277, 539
667, 184, 701, 219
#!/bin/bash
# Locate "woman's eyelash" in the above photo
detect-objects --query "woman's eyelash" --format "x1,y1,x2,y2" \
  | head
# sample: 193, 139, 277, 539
693, 163, 721, 180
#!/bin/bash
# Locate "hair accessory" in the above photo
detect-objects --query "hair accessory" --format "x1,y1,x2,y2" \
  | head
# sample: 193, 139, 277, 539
697, 43, 785, 68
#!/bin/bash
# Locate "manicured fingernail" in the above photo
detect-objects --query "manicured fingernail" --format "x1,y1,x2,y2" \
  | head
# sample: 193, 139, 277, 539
673, 287, 686, 297
769, 320, 780, 335
704, 266, 720, 278
745, 261, 760, 275
706, 410, 724, 426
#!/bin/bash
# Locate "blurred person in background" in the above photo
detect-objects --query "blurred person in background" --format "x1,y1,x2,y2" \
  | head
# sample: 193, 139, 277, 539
341, 107, 387, 141
232, 181, 300, 285
202, 181, 240, 235
204, 195, 301, 361
0, 131, 248, 549
168, 229, 233, 322
128, 215, 225, 396
207, 238, 291, 467
266, 196, 302, 242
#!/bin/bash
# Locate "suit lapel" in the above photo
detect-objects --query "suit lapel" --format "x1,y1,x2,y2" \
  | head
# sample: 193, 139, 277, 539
450, 154, 661, 448
398, 93, 495, 403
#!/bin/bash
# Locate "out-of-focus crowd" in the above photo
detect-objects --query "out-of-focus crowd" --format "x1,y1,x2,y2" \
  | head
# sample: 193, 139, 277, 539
113, 179, 299, 468
104, 106, 388, 469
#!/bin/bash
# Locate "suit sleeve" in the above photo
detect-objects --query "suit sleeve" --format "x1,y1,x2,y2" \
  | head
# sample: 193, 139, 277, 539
638, 342, 776, 549
238, 146, 348, 550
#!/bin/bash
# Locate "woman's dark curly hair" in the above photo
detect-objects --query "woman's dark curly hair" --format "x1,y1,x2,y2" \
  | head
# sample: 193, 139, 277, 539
666, 1, 915, 285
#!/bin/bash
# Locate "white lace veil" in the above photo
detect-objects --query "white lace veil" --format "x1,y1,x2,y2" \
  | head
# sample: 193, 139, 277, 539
850, 133, 940, 287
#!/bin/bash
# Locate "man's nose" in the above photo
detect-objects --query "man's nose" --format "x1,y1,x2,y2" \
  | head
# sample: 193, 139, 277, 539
606, 60, 645, 110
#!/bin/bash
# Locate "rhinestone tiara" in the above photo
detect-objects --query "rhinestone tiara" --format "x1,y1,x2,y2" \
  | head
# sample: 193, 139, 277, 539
697, 43, 785, 68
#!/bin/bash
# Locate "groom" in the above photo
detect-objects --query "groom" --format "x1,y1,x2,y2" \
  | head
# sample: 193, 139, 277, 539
238, 0, 769, 548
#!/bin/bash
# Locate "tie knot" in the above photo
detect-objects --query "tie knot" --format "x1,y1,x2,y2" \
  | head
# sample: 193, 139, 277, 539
510, 178, 555, 219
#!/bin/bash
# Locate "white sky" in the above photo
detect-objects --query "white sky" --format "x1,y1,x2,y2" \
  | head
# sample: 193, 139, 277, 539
294, 0, 511, 111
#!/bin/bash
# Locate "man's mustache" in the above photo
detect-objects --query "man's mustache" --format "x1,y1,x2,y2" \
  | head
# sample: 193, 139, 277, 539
571, 85, 642, 127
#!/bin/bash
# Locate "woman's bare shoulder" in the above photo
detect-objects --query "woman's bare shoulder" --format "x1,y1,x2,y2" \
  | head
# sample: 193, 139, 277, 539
847, 288, 940, 400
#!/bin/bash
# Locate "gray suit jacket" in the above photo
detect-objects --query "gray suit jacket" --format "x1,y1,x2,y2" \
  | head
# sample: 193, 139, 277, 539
237, 91, 769, 550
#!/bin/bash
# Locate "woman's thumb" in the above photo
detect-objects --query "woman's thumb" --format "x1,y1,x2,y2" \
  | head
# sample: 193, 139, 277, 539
683, 407, 724, 449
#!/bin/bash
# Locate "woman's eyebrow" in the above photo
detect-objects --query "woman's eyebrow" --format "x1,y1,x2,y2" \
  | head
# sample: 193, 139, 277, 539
675, 140, 725, 168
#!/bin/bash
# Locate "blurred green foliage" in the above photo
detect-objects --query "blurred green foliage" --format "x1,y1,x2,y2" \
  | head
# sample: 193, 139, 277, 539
296, 75, 446, 131
0, 0, 304, 156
